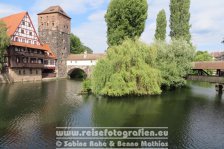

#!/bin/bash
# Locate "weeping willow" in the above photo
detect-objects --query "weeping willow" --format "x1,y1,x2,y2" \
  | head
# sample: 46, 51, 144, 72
91, 39, 162, 97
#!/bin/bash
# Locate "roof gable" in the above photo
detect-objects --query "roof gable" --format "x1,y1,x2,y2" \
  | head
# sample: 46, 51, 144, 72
0, 11, 26, 37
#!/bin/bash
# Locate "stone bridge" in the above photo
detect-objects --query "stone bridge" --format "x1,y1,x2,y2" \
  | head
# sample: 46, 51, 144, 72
66, 53, 105, 78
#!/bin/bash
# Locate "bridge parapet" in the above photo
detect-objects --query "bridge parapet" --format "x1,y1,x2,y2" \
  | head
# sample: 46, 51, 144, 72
187, 75, 224, 83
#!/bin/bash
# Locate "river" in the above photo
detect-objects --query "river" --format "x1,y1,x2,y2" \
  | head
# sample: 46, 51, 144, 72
0, 79, 224, 148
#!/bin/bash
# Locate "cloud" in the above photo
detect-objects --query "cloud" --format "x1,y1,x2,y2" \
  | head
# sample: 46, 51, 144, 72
190, 0, 224, 51
141, 0, 170, 44
0, 3, 22, 18
142, 0, 224, 51
73, 10, 107, 53
30, 0, 105, 14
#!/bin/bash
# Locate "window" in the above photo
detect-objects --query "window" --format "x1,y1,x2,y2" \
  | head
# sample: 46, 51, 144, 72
36, 70, 38, 74
30, 69, 32, 74
19, 70, 21, 75
22, 21, 25, 25
34, 41, 37, 45
23, 57, 27, 63
15, 37, 18, 42
21, 29, 24, 34
44, 60, 48, 65
22, 39, 25, 43
28, 40, 31, 44
23, 69, 25, 75
52, 22, 54, 26
28, 23, 31, 27
29, 32, 32, 36
16, 57, 20, 63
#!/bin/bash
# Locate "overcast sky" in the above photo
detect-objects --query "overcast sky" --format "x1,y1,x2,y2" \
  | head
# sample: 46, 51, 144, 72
0, 0, 223, 53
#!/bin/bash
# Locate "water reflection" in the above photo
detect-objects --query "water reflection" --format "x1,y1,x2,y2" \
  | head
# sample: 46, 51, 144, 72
0, 80, 224, 148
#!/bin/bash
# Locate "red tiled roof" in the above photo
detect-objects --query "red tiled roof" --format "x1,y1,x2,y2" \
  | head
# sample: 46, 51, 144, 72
11, 41, 47, 51
0, 11, 57, 60
193, 61, 224, 70
0, 11, 27, 37
210, 52, 223, 58
43, 44, 56, 59
67, 53, 105, 60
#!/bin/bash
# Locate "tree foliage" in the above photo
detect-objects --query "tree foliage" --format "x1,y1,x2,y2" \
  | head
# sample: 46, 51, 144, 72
194, 51, 213, 62
155, 9, 167, 41
170, 0, 191, 43
0, 21, 10, 70
70, 33, 93, 54
154, 39, 195, 89
105, 0, 148, 46
91, 39, 162, 97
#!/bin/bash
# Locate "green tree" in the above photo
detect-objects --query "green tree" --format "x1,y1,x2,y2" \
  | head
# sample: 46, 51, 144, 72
0, 21, 10, 71
194, 51, 213, 62
70, 33, 83, 54
155, 9, 167, 41
154, 39, 195, 89
170, 0, 191, 43
82, 45, 93, 54
91, 39, 162, 97
70, 33, 93, 54
105, 0, 148, 46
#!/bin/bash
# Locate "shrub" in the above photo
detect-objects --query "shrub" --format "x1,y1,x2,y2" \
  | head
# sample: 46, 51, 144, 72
154, 39, 195, 89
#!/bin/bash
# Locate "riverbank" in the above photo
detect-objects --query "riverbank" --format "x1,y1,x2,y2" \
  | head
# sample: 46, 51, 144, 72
0, 74, 7, 83
0, 73, 68, 84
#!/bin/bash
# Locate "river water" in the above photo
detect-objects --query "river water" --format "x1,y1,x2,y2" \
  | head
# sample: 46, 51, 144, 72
0, 79, 224, 149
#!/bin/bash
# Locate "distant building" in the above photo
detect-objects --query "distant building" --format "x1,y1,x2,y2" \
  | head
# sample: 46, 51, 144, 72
38, 6, 71, 78
210, 52, 224, 61
0, 6, 104, 83
0, 12, 56, 82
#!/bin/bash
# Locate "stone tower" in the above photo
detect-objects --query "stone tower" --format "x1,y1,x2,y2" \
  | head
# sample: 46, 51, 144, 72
38, 6, 71, 78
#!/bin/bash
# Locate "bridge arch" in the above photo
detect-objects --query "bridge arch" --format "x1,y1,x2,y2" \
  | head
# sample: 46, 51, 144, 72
68, 68, 87, 79
67, 65, 92, 79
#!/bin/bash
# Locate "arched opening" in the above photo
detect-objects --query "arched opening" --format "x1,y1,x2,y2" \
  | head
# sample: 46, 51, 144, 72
69, 68, 87, 80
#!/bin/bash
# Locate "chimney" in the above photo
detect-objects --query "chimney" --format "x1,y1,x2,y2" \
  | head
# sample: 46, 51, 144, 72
83, 51, 87, 59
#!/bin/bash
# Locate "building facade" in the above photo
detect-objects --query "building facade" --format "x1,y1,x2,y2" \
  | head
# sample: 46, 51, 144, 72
0, 12, 56, 82
37, 6, 71, 78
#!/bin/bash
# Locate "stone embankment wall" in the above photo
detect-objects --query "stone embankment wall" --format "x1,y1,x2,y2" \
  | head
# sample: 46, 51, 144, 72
0, 74, 7, 83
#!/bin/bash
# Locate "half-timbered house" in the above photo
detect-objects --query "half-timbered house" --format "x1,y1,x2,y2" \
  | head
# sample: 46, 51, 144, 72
0, 11, 56, 82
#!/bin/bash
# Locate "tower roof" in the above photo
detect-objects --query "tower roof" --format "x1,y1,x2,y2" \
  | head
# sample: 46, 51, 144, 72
37, 6, 71, 19
0, 11, 27, 36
